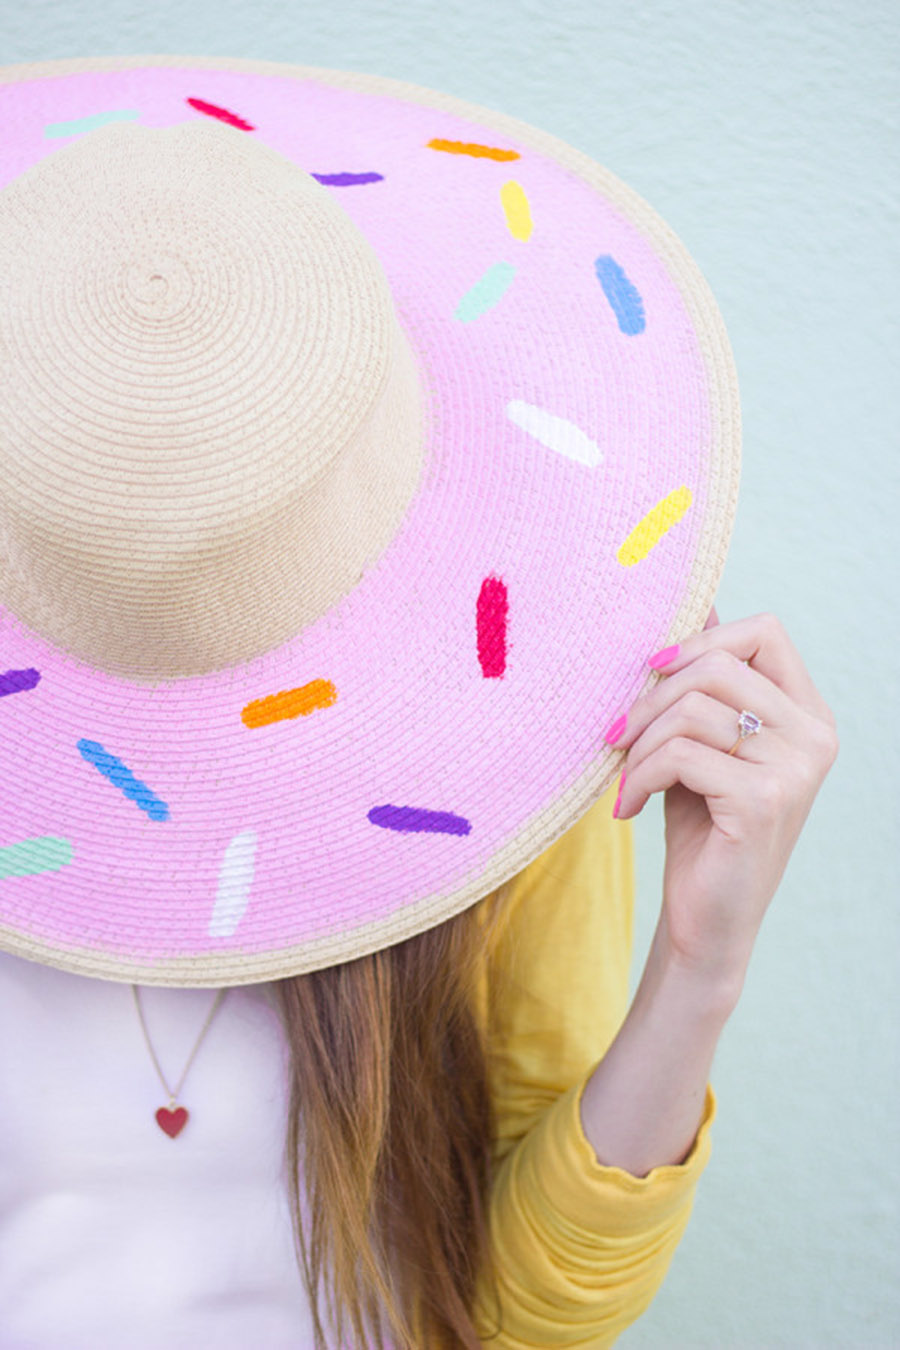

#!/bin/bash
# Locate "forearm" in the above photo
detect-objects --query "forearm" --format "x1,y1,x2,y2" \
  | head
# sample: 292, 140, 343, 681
579, 913, 743, 1178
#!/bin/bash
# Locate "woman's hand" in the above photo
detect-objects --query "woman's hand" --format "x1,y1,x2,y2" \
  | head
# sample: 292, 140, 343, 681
608, 609, 839, 990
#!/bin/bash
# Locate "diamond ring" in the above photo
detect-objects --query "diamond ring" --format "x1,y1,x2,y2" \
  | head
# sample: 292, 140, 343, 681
726, 709, 763, 756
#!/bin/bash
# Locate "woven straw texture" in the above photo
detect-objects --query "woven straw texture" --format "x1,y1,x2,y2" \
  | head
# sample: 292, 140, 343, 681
0, 56, 741, 986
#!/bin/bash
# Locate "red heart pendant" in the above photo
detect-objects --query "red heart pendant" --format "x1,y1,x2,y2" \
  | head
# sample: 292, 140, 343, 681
155, 1105, 189, 1138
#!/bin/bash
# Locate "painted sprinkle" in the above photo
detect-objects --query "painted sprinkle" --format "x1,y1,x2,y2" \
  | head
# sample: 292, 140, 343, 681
242, 679, 337, 728
208, 830, 258, 938
427, 138, 520, 161
312, 171, 384, 187
368, 806, 472, 836
477, 576, 508, 677
0, 667, 40, 697
595, 255, 646, 335
506, 400, 602, 468
44, 110, 139, 139
0, 836, 72, 880
500, 181, 533, 241
617, 486, 693, 566
455, 262, 516, 323
76, 740, 169, 821
185, 97, 255, 132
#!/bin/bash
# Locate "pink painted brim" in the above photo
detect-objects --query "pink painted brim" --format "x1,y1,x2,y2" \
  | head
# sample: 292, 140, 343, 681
0, 60, 739, 984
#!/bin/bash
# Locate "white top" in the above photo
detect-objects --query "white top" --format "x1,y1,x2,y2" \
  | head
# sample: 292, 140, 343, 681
0, 950, 348, 1348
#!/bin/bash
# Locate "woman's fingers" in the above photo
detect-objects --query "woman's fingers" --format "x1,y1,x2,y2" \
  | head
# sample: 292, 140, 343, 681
605, 609, 840, 823
610, 645, 795, 757
618, 688, 776, 786
603, 607, 839, 977
614, 733, 762, 825
645, 611, 833, 723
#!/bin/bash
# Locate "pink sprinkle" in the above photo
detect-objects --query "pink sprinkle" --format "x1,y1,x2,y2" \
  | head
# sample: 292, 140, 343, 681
477, 576, 508, 677
185, 98, 255, 132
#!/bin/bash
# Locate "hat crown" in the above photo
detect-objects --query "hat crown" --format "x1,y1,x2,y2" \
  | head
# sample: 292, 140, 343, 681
0, 119, 425, 681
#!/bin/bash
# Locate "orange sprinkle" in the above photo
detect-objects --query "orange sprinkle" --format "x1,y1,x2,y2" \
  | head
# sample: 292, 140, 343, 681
426, 138, 520, 162
242, 679, 337, 728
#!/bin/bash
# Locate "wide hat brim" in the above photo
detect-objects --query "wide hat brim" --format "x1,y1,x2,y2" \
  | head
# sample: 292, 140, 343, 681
0, 55, 740, 987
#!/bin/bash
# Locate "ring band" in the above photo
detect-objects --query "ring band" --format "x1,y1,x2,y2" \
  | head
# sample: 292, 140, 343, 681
727, 708, 763, 756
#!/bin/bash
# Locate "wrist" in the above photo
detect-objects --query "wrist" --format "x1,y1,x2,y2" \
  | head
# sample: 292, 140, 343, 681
579, 913, 734, 1177
647, 909, 748, 1018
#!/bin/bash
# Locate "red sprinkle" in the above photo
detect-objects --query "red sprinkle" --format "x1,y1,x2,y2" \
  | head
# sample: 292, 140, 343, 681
477, 576, 508, 677
185, 98, 255, 132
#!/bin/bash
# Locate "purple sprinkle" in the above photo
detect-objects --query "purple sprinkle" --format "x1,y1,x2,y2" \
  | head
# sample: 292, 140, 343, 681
0, 667, 41, 697
368, 805, 471, 836
312, 172, 384, 187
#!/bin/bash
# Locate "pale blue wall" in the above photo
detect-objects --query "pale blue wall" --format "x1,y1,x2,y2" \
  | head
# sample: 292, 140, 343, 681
2, 3, 897, 1345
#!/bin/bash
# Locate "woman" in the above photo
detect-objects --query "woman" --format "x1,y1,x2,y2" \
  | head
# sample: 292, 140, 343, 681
0, 56, 837, 1349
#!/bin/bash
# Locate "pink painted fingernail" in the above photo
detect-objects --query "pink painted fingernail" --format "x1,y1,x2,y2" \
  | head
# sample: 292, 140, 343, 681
648, 644, 680, 669
612, 768, 626, 819
604, 713, 627, 744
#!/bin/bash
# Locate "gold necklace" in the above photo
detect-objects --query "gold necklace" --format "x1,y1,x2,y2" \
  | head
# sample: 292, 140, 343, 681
131, 985, 229, 1138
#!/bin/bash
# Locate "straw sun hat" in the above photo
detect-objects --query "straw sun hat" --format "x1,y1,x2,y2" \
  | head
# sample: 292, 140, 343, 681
0, 55, 740, 987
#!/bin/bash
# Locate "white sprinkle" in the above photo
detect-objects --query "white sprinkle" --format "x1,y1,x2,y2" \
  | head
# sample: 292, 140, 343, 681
208, 830, 258, 937
507, 400, 602, 468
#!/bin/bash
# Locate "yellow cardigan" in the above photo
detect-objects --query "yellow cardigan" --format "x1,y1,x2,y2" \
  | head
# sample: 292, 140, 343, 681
468, 780, 717, 1347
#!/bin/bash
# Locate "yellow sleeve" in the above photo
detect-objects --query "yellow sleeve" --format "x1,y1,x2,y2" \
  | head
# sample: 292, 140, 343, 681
470, 782, 718, 1348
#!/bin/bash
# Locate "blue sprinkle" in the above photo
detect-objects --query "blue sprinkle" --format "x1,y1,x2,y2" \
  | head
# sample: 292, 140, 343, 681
594, 255, 646, 335
368, 805, 471, 836
77, 739, 169, 821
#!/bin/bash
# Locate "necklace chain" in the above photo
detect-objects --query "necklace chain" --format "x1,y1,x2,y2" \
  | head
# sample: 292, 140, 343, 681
131, 985, 229, 1106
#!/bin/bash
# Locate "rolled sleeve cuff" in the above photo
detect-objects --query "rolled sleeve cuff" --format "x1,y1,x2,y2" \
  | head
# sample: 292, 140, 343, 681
525, 1067, 717, 1237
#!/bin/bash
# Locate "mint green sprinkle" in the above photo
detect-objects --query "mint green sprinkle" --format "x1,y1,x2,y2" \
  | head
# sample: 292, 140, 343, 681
45, 110, 140, 139
0, 837, 73, 879
454, 262, 516, 322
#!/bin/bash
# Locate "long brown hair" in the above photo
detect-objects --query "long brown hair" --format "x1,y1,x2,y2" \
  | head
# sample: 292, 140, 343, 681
270, 882, 512, 1349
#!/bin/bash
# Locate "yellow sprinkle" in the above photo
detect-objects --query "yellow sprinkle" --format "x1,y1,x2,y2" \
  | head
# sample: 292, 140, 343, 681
500, 180, 533, 241
616, 486, 693, 567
